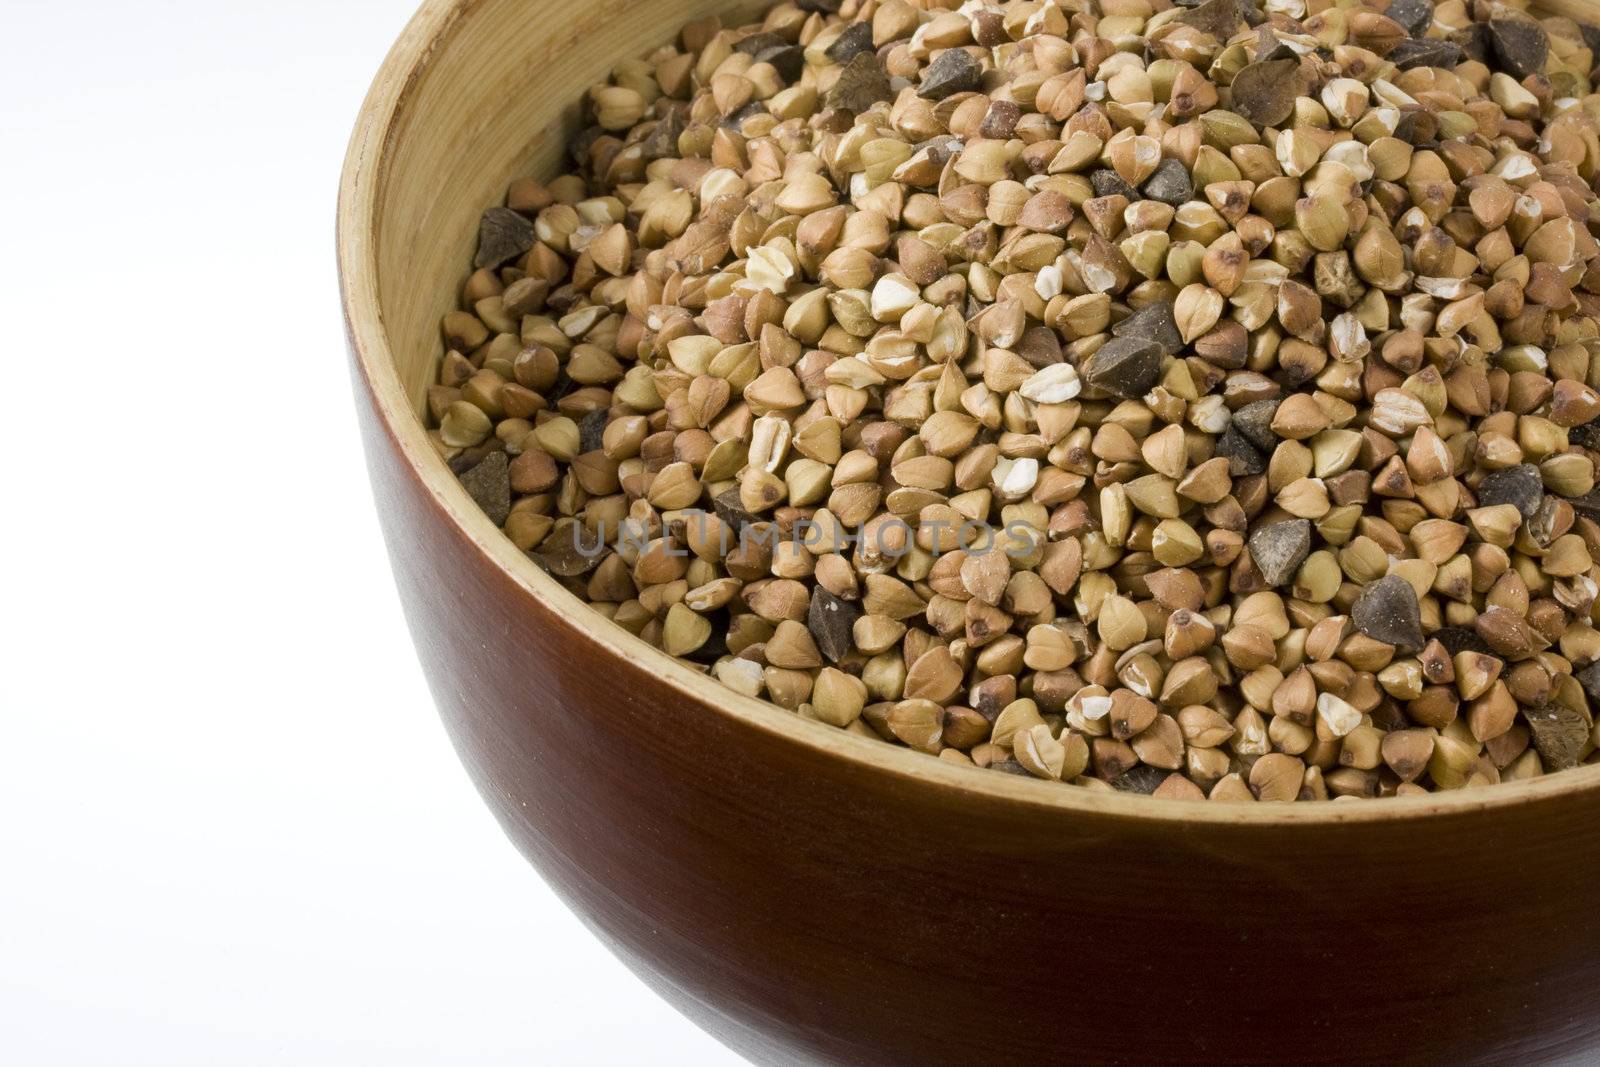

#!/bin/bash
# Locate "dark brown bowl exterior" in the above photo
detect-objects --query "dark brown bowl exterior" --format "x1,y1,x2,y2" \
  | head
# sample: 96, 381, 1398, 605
342, 1, 1600, 1062
352, 371, 1600, 1067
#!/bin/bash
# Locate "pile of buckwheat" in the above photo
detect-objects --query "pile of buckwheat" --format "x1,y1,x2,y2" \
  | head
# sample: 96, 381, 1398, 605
428, 0, 1600, 800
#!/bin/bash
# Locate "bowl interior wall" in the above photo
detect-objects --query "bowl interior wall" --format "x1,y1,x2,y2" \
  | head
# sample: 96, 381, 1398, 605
375, 0, 767, 413
350, 0, 1600, 824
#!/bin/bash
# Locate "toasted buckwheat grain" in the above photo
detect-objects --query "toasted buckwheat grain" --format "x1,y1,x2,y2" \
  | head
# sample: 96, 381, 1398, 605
432, 0, 1600, 800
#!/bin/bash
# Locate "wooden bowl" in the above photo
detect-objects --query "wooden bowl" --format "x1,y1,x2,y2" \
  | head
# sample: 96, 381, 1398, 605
340, 3, 1600, 1063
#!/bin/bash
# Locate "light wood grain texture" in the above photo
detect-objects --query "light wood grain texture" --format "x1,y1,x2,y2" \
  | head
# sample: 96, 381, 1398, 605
340, 3, 1600, 1063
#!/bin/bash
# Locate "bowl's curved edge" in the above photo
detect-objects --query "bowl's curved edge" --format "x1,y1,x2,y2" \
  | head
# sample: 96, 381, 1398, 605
337, 0, 1600, 828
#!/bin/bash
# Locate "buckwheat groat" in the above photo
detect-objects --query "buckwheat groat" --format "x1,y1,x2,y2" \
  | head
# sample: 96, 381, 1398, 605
430, 0, 1600, 801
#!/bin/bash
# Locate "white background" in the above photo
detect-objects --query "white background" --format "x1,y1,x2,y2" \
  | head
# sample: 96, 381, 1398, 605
0, 1, 744, 1062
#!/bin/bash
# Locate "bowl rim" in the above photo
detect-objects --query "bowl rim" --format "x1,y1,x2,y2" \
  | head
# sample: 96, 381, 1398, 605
339, 0, 1600, 826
